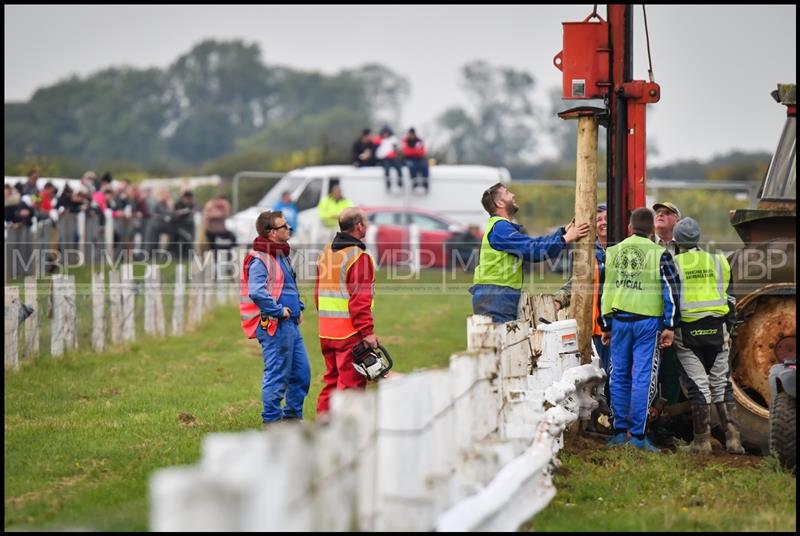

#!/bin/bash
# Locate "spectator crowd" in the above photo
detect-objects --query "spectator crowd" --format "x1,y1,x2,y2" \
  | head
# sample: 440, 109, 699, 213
4, 169, 237, 277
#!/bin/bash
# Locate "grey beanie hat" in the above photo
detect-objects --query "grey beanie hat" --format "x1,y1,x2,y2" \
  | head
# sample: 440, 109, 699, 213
674, 217, 701, 246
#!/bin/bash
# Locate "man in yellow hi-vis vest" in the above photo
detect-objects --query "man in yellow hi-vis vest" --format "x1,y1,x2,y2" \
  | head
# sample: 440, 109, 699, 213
471, 182, 589, 323
672, 217, 744, 455
314, 207, 378, 415
599, 208, 681, 452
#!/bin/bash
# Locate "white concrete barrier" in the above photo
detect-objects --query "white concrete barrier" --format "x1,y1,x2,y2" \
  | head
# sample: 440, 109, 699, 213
149, 292, 605, 531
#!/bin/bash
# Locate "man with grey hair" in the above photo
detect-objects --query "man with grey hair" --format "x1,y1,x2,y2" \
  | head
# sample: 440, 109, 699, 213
314, 207, 379, 415
672, 217, 744, 454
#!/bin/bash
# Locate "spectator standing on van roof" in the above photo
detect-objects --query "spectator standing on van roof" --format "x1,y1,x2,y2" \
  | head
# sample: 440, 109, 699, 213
352, 128, 378, 167
317, 181, 354, 230
273, 190, 298, 235
471, 182, 590, 323
401, 128, 429, 193
375, 126, 403, 191
240, 210, 310, 425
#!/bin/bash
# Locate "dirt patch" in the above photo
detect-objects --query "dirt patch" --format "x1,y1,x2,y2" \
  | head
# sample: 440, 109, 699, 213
177, 412, 198, 426
563, 431, 764, 469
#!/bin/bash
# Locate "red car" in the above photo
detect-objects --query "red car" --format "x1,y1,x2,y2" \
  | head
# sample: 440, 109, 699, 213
362, 206, 482, 269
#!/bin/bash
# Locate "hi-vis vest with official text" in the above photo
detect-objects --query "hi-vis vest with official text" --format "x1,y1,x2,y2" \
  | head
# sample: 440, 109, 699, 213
240, 250, 284, 338
674, 249, 730, 322
601, 235, 665, 318
473, 216, 523, 289
316, 245, 375, 339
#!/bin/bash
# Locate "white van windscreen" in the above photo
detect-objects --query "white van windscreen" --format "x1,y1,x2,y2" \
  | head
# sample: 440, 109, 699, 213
296, 178, 323, 211
256, 176, 305, 208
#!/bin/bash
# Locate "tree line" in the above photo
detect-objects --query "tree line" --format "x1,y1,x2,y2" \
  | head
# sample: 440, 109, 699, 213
5, 39, 771, 183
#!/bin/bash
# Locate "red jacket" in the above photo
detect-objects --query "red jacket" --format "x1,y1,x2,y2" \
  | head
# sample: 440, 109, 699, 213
402, 137, 426, 159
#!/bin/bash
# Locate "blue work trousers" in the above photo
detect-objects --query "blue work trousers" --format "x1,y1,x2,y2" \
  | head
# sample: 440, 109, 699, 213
608, 316, 661, 437
255, 320, 311, 423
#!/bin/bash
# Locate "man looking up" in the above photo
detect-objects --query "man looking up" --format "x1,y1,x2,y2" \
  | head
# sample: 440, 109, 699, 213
470, 183, 590, 323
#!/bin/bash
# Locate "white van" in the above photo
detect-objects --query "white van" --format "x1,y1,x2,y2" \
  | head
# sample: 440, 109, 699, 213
227, 164, 511, 245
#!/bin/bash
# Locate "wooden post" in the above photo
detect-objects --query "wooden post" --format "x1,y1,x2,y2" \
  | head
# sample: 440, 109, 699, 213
109, 270, 123, 346
5, 286, 20, 369
92, 271, 105, 352
23, 276, 39, 359
172, 264, 185, 336
571, 115, 599, 364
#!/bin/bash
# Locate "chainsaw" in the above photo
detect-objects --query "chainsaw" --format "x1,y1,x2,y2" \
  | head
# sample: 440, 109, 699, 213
352, 342, 394, 381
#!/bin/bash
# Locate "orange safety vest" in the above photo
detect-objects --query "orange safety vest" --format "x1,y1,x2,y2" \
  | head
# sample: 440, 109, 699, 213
316, 245, 375, 339
240, 249, 285, 339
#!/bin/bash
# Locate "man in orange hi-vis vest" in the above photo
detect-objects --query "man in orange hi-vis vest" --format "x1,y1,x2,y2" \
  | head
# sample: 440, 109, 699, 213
240, 210, 310, 426
315, 207, 378, 415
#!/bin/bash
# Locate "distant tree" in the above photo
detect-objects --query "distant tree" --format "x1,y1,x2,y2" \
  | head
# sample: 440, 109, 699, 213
4, 38, 410, 173
436, 60, 538, 166
345, 63, 411, 128
163, 40, 273, 162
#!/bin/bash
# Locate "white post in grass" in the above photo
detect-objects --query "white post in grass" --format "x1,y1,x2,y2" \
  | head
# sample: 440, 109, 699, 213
23, 276, 39, 359
144, 266, 155, 336
66, 274, 77, 351
153, 266, 166, 337
5, 286, 20, 369
109, 270, 123, 346
91, 271, 105, 352
121, 263, 135, 342
172, 264, 185, 336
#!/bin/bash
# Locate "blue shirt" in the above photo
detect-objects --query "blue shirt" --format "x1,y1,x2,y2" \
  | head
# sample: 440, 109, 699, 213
470, 220, 568, 322
247, 254, 304, 320
272, 200, 298, 233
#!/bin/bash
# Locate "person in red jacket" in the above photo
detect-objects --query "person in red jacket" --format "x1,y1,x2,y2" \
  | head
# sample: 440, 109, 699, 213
315, 207, 379, 415
401, 127, 429, 193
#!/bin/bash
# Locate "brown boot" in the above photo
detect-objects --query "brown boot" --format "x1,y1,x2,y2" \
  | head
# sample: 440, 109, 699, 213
687, 403, 712, 454
716, 401, 746, 455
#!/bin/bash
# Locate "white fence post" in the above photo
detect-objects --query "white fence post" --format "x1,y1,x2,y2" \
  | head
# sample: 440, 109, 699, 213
109, 270, 123, 346
23, 276, 39, 359
153, 266, 166, 337
92, 271, 105, 352
149, 295, 605, 532
121, 263, 135, 343
187, 258, 203, 329
144, 266, 155, 336
172, 264, 185, 336
5, 286, 20, 370
203, 250, 215, 311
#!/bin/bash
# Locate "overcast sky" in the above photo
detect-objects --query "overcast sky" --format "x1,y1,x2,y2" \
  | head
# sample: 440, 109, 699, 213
4, 4, 796, 165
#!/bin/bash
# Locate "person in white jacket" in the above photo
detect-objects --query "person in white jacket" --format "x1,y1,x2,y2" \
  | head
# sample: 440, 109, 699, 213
375, 125, 403, 191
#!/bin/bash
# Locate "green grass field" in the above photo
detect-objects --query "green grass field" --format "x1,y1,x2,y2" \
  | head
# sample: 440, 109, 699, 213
4, 268, 795, 531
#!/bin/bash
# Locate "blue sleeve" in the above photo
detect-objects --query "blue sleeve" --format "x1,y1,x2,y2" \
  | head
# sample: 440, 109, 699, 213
247, 258, 284, 317
597, 255, 610, 331
487, 221, 567, 262
659, 251, 681, 329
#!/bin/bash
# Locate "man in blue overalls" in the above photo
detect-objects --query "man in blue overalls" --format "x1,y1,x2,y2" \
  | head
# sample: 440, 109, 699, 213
599, 207, 681, 452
